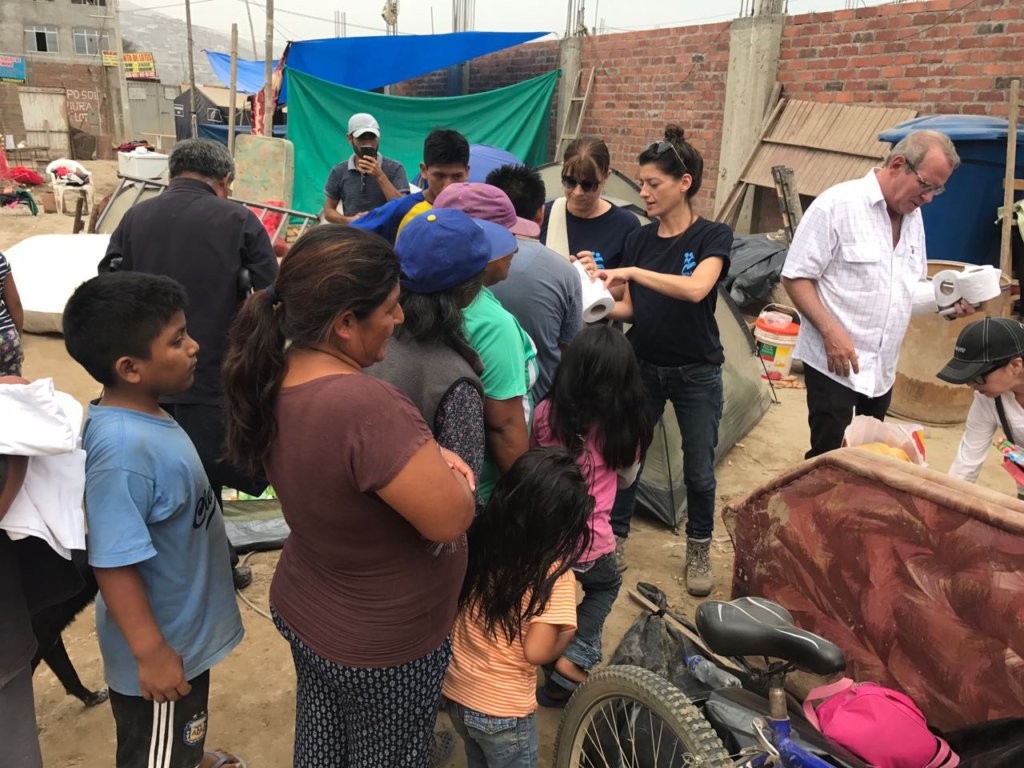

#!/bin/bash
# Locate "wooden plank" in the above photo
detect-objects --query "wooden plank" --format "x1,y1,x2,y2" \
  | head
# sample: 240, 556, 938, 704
1001, 78, 1020, 280
715, 97, 787, 224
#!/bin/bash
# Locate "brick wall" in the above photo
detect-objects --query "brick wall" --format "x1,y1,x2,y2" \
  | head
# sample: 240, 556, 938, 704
391, 0, 1023, 213
778, 0, 1024, 115
3, 60, 119, 159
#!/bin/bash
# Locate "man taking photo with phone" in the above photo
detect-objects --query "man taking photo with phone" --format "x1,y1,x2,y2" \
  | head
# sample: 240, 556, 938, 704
322, 112, 410, 224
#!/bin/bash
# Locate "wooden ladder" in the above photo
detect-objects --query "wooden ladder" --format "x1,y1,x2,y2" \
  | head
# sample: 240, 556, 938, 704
556, 67, 596, 161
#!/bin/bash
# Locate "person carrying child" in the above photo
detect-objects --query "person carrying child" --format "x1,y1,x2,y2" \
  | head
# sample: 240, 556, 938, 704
442, 448, 592, 767
530, 324, 653, 705
63, 273, 245, 768
0, 251, 24, 376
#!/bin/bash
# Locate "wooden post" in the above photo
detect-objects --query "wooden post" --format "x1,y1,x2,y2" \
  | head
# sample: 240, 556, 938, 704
185, 0, 198, 138
1000, 78, 1020, 281
228, 24, 238, 156
263, 0, 274, 137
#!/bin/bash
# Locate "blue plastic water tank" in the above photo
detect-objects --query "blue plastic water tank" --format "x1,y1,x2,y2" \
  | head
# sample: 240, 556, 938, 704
878, 115, 1024, 266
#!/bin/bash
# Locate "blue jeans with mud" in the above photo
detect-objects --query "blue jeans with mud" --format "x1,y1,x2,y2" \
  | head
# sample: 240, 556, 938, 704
611, 361, 724, 540
445, 700, 538, 768
563, 552, 623, 674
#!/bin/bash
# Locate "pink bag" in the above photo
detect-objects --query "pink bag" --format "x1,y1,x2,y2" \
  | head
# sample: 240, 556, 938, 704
803, 678, 959, 768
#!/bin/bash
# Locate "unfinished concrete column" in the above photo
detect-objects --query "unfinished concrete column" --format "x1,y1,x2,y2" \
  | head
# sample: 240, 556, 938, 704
714, 11, 785, 219
556, 35, 582, 159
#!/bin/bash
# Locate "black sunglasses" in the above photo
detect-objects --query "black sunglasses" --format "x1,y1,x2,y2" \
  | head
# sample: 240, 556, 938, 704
561, 175, 600, 194
973, 360, 1009, 385
649, 141, 689, 173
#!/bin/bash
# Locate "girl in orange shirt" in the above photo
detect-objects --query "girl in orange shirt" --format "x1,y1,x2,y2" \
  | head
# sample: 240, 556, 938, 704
442, 448, 592, 767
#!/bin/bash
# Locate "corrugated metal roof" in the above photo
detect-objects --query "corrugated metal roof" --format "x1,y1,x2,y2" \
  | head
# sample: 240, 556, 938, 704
740, 100, 918, 198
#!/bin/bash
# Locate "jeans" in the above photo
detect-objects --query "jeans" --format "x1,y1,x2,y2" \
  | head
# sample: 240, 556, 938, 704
633, 360, 724, 540
563, 552, 623, 673
446, 700, 538, 768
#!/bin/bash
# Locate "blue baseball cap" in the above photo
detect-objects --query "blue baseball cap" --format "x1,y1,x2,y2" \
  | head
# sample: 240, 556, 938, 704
396, 208, 517, 294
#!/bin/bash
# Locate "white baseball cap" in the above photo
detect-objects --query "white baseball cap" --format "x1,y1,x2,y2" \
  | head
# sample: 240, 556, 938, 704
347, 113, 380, 138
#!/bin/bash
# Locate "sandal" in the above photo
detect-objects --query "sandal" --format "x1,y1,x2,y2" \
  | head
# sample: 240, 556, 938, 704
206, 750, 248, 768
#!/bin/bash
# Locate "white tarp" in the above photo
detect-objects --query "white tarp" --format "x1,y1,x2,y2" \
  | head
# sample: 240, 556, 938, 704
6, 234, 109, 334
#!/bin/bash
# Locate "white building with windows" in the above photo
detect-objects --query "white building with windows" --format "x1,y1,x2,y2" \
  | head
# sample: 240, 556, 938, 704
0, 0, 129, 157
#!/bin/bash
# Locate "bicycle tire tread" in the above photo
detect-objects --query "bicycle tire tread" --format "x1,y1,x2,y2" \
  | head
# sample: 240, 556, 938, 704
553, 664, 733, 767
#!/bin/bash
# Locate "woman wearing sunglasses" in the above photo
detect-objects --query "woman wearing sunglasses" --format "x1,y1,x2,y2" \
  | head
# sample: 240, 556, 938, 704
540, 137, 640, 271
588, 124, 733, 596
938, 316, 1024, 498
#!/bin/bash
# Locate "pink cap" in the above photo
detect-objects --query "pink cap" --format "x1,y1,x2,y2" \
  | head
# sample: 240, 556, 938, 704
432, 182, 541, 238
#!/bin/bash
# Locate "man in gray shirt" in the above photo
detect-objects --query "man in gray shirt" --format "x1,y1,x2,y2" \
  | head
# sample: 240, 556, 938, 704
323, 112, 409, 224
486, 164, 583, 401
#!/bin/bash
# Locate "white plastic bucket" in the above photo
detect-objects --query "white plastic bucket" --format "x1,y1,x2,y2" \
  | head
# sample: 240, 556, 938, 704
754, 304, 800, 380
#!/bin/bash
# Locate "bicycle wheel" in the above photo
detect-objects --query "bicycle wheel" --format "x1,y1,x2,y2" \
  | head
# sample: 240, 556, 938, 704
553, 665, 733, 768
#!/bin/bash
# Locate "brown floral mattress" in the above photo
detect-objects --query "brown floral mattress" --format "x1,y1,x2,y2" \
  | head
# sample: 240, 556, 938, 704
723, 448, 1024, 731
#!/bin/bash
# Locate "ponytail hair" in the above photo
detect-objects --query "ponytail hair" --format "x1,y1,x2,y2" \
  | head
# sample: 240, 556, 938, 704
222, 225, 400, 474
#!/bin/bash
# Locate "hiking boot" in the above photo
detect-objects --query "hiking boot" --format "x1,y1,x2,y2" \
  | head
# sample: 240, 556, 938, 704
684, 537, 713, 597
614, 535, 628, 573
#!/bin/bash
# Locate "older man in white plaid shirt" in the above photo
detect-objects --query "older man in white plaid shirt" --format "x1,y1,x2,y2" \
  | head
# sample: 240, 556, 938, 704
782, 130, 973, 458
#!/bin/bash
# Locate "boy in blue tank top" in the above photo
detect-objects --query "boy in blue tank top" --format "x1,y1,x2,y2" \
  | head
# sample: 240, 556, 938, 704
63, 273, 245, 768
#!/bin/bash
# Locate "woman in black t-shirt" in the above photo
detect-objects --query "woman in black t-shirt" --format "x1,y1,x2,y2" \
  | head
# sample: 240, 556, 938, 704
540, 137, 641, 269
585, 124, 733, 597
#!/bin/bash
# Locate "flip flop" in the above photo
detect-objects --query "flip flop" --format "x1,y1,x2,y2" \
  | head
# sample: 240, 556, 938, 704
206, 751, 248, 768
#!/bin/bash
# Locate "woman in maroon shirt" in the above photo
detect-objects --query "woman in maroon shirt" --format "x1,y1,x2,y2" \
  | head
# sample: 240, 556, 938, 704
222, 225, 475, 767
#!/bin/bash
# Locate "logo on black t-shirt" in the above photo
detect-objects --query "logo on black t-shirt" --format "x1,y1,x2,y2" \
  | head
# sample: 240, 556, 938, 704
681, 252, 697, 276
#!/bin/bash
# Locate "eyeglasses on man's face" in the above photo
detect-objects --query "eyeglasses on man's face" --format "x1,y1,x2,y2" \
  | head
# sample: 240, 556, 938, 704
903, 158, 946, 196
648, 141, 689, 174
561, 175, 600, 194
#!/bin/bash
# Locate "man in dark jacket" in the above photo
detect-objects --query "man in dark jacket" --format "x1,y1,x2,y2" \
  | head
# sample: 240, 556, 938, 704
100, 139, 279, 589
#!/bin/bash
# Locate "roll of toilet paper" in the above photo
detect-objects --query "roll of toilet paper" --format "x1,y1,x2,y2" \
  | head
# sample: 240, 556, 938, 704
573, 261, 615, 323
932, 269, 963, 311
957, 265, 1002, 305
912, 279, 939, 314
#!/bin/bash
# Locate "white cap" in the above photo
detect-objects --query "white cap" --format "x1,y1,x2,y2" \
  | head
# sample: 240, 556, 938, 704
347, 113, 380, 138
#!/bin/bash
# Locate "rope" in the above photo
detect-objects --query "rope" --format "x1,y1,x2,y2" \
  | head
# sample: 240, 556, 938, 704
234, 550, 274, 622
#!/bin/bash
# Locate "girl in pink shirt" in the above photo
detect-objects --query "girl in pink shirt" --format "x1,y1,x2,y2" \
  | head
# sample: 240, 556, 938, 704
531, 324, 653, 705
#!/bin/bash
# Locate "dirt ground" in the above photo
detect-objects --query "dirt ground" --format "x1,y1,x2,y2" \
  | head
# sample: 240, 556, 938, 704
5, 163, 1016, 766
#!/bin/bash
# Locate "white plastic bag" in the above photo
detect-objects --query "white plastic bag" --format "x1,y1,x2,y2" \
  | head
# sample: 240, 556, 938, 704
842, 415, 927, 467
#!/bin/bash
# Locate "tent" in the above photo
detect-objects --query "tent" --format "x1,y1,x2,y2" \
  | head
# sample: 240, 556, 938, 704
173, 85, 250, 142
287, 68, 559, 216
205, 31, 548, 100
534, 168, 773, 530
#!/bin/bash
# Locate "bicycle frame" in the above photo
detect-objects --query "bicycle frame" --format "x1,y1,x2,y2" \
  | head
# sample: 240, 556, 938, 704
734, 669, 835, 768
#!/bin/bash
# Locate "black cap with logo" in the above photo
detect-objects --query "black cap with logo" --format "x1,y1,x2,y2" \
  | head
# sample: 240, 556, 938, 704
936, 316, 1024, 384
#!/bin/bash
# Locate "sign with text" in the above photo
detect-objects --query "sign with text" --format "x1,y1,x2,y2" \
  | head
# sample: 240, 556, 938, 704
123, 52, 157, 80
0, 54, 26, 84
101, 50, 119, 67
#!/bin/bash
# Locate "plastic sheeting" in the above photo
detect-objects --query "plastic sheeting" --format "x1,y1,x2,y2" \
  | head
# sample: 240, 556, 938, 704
287, 68, 559, 217
205, 31, 547, 100
204, 53, 280, 95
197, 124, 287, 145
725, 234, 789, 307
635, 289, 772, 531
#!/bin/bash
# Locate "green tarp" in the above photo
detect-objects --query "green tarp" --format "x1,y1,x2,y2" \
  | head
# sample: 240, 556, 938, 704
287, 68, 560, 216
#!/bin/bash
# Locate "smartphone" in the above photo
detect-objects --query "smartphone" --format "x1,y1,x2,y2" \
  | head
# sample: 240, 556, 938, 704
359, 146, 378, 159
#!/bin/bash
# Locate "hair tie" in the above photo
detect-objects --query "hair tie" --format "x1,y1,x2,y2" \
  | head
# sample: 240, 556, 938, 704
266, 284, 282, 306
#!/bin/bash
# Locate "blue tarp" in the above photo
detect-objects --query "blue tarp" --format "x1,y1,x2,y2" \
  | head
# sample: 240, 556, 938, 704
205, 53, 279, 95
206, 31, 547, 101
197, 123, 287, 144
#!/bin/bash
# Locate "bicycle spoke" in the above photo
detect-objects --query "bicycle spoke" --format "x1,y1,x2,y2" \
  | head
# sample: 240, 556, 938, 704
626, 701, 639, 767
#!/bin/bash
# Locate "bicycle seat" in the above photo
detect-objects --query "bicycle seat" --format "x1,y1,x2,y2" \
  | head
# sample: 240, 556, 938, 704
696, 597, 846, 676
